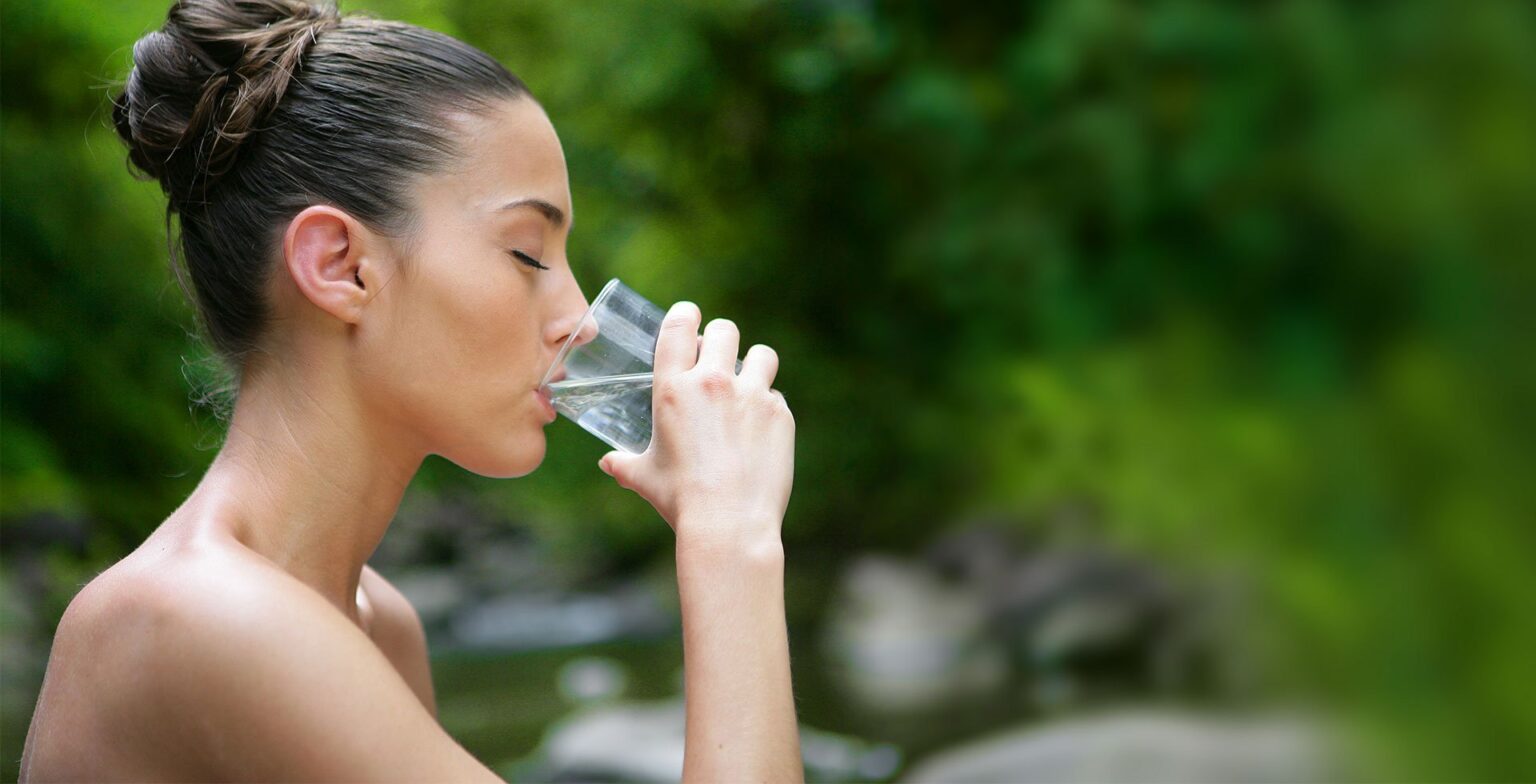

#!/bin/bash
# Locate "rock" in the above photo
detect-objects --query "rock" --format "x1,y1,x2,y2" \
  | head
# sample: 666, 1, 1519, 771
927, 523, 1216, 699
822, 556, 1008, 713
525, 699, 905, 782
542, 700, 686, 782
557, 656, 629, 704
925, 523, 1022, 588
901, 710, 1330, 783
449, 581, 672, 651
801, 727, 904, 782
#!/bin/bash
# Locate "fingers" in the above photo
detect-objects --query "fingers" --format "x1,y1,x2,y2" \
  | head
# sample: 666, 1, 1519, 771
699, 318, 740, 372
653, 302, 702, 377
740, 344, 779, 388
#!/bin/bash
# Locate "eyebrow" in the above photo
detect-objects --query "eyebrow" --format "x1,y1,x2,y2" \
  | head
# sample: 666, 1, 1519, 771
498, 197, 569, 230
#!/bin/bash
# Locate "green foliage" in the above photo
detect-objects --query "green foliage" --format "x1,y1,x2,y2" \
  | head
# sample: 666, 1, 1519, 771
3, 0, 1534, 778
1, 1, 214, 546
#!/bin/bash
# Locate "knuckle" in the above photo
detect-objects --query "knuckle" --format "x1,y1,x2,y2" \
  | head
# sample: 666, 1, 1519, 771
654, 380, 683, 407
697, 369, 734, 396
752, 393, 780, 415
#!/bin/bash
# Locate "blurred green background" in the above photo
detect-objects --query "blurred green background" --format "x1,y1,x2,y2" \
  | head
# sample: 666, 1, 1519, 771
4, 0, 1535, 780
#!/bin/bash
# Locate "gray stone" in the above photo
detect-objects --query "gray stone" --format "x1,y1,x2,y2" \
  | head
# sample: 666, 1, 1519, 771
543, 699, 686, 782
450, 582, 672, 651
557, 656, 629, 704
822, 556, 1008, 713
901, 710, 1330, 783
527, 699, 905, 783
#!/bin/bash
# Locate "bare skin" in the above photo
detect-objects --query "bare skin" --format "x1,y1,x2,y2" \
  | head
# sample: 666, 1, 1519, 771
20, 96, 801, 781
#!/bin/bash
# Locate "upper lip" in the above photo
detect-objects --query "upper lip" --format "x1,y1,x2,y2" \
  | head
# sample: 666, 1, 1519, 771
542, 367, 568, 387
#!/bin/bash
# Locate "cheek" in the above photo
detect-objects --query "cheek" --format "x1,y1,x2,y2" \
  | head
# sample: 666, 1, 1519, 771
356, 254, 541, 433
442, 272, 542, 393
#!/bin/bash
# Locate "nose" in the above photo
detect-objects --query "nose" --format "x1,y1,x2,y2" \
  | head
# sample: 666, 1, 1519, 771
544, 271, 596, 349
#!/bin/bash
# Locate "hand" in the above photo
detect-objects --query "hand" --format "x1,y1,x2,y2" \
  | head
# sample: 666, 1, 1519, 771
598, 301, 795, 549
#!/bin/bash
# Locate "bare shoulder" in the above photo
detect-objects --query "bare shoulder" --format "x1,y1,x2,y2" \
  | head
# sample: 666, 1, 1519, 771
361, 563, 425, 638
26, 547, 486, 781
31, 550, 354, 775
59, 543, 332, 665
360, 564, 436, 714
48, 544, 326, 693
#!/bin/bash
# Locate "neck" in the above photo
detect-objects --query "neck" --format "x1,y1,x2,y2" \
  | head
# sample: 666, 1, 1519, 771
177, 353, 426, 623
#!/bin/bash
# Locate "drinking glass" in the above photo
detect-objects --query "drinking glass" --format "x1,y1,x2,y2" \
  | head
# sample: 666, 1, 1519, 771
539, 279, 739, 454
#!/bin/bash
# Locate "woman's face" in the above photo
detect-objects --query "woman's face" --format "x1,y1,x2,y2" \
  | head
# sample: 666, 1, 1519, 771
357, 97, 590, 478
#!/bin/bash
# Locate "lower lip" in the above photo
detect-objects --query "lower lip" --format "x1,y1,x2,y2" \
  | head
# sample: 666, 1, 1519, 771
535, 388, 558, 423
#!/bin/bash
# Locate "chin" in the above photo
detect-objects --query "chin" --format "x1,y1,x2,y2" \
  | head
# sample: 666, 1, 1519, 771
443, 428, 547, 479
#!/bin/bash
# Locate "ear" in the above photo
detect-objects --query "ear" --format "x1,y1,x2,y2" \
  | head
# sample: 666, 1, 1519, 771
281, 205, 378, 325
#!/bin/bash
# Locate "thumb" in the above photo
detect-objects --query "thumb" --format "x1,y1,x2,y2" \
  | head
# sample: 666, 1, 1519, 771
598, 450, 644, 489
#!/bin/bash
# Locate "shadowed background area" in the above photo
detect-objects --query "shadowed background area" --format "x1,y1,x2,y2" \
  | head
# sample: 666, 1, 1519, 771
3, 0, 1534, 780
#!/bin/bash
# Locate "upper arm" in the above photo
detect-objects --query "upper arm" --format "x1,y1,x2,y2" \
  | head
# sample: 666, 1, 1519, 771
361, 565, 436, 716
126, 573, 493, 782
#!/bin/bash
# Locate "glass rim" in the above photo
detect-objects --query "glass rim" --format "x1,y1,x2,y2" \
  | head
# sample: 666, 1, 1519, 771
539, 277, 624, 389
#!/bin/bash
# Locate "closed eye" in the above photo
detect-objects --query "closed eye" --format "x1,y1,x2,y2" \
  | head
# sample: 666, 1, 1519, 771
508, 249, 550, 270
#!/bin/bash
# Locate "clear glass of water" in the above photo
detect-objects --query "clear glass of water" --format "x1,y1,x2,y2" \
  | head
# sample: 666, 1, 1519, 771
539, 279, 738, 454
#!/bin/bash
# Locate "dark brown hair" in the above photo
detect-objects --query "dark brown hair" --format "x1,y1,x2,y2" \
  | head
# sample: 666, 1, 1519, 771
111, 0, 528, 367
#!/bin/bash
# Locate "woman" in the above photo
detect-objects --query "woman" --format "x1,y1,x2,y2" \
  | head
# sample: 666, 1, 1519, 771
19, 1, 800, 780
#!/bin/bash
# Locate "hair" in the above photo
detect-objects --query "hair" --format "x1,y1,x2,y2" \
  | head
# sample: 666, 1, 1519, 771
110, 0, 529, 380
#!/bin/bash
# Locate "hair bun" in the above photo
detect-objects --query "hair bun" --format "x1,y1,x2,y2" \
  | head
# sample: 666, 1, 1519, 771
111, 0, 341, 208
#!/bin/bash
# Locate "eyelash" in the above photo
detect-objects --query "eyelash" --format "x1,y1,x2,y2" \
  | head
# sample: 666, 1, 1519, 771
508, 249, 550, 270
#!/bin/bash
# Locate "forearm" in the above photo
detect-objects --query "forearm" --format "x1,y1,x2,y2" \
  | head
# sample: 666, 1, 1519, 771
675, 529, 803, 783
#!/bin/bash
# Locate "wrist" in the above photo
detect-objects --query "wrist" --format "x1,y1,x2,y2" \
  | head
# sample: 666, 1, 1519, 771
675, 531, 785, 609
674, 516, 784, 571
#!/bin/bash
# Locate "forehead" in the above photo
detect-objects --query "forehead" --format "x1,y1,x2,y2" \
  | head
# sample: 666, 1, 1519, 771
415, 97, 570, 216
